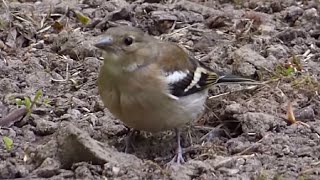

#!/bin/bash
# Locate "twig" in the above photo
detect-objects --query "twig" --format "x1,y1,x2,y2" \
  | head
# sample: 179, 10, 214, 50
2, 0, 8, 9
1, 54, 8, 65
213, 154, 255, 169
235, 134, 270, 155
161, 23, 198, 40
50, 58, 69, 82
208, 91, 231, 100
174, 0, 223, 17
193, 125, 219, 131
199, 47, 218, 62
11, 14, 30, 23
198, 124, 226, 141
1, 0, 11, 28
37, 25, 52, 34
242, 19, 254, 36
296, 121, 311, 128
208, 85, 259, 99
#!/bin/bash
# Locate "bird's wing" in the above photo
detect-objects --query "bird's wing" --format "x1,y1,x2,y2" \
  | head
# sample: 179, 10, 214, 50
153, 43, 219, 98
163, 57, 219, 98
155, 43, 258, 99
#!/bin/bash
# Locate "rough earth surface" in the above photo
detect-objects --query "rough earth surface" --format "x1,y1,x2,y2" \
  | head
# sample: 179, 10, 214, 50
1, 0, 320, 179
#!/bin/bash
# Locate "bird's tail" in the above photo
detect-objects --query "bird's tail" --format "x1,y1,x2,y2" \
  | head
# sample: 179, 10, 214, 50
216, 74, 262, 85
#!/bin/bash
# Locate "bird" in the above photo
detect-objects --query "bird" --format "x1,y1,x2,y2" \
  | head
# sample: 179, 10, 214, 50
94, 26, 259, 165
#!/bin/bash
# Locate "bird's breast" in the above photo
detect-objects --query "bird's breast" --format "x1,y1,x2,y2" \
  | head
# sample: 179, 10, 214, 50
98, 65, 207, 132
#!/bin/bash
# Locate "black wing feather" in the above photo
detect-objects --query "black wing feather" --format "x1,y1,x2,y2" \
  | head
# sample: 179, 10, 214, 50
167, 59, 218, 97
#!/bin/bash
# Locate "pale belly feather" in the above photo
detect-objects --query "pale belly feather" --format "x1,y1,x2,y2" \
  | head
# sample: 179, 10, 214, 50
98, 63, 208, 132
100, 85, 207, 132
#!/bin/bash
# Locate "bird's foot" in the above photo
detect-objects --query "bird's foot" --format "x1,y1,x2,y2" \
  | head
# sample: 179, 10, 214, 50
166, 128, 185, 166
124, 129, 139, 153
167, 147, 185, 165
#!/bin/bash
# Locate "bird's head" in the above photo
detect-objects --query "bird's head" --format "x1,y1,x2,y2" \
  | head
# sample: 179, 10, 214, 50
95, 26, 157, 72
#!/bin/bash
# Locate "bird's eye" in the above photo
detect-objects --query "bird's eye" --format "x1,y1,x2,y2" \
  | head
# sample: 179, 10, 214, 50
124, 36, 134, 46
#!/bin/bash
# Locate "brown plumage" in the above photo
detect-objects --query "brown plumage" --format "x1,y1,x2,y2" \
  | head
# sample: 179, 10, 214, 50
95, 26, 259, 164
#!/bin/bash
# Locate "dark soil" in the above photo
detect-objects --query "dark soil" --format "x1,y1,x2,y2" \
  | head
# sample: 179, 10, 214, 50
1, 0, 320, 179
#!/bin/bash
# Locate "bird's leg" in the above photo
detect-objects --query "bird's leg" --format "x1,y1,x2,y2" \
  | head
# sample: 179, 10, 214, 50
168, 128, 185, 165
124, 129, 139, 153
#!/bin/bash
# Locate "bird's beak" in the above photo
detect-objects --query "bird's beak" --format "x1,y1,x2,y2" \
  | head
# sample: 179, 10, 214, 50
94, 36, 113, 49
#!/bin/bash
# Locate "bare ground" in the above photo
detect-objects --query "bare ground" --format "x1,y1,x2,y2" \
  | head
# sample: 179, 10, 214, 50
1, 0, 320, 179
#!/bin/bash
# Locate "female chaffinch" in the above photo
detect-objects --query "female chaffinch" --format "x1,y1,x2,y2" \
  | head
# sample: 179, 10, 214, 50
95, 26, 259, 164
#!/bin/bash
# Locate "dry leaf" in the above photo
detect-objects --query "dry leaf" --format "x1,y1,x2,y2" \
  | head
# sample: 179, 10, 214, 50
287, 101, 297, 124
52, 21, 64, 31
